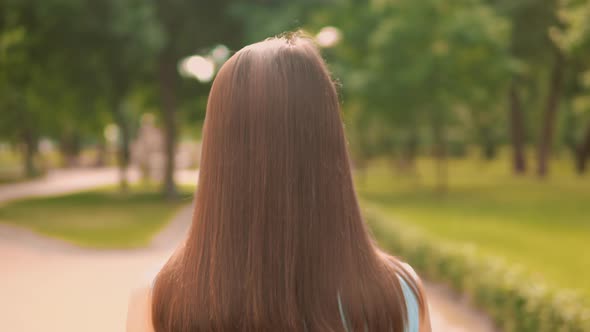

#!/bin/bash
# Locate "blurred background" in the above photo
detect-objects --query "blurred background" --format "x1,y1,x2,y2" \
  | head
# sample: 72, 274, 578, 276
1, 0, 589, 331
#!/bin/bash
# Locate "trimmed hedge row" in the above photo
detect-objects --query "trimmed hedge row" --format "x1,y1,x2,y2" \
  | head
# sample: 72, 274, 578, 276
365, 208, 590, 332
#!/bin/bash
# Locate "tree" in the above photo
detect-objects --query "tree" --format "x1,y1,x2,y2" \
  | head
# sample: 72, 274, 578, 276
536, 45, 565, 177
77, 0, 164, 190
0, 0, 74, 177
0, 1, 41, 177
490, 0, 561, 176
153, 0, 241, 199
356, 0, 511, 190
1, 0, 161, 184
553, 0, 590, 173
536, 3, 566, 177
31, 0, 164, 189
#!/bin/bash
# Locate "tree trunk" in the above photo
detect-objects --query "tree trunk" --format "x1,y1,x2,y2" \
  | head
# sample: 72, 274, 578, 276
112, 98, 130, 192
94, 140, 107, 168
158, 53, 178, 199
480, 126, 497, 160
575, 125, 590, 174
59, 132, 81, 168
536, 50, 565, 177
403, 129, 419, 173
508, 81, 527, 174
21, 126, 37, 178
432, 121, 447, 193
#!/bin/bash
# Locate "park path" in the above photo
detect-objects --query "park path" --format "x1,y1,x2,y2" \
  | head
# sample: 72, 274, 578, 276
0, 208, 497, 332
0, 205, 193, 332
0, 169, 496, 332
0, 167, 199, 205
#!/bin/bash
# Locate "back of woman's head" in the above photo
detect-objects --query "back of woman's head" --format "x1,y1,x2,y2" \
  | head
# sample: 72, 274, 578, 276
152, 33, 423, 332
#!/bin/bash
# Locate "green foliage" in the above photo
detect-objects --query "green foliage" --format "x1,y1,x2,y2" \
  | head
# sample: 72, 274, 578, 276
301, 0, 513, 163
3, 0, 588, 174
366, 207, 590, 332
230, 0, 337, 43
0, 0, 164, 168
493, 0, 560, 64
553, 0, 590, 148
154, 0, 242, 127
553, 0, 590, 55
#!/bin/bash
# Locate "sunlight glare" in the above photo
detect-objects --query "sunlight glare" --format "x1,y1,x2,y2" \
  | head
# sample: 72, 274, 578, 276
316, 26, 342, 48
179, 55, 216, 82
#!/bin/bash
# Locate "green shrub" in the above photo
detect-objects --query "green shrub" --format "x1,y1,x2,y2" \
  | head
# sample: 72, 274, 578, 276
365, 208, 590, 332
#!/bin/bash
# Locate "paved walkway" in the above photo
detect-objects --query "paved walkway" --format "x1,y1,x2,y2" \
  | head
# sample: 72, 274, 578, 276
426, 283, 497, 332
0, 169, 496, 332
0, 167, 199, 204
0, 208, 496, 332
0, 206, 193, 332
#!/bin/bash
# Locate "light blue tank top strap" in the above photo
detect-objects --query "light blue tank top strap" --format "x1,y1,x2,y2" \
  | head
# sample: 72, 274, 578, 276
337, 275, 420, 332
399, 275, 420, 332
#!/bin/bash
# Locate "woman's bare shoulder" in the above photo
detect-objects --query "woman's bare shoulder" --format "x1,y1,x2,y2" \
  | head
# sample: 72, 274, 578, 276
126, 285, 154, 332
126, 260, 167, 331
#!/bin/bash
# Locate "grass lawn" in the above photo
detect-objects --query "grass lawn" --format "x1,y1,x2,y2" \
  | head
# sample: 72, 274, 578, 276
0, 186, 194, 248
357, 155, 590, 297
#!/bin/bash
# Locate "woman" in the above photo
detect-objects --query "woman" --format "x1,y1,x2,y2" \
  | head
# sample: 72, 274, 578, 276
127, 33, 431, 332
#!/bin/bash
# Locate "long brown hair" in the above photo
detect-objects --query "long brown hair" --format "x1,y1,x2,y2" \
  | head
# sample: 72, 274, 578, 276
152, 33, 426, 332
